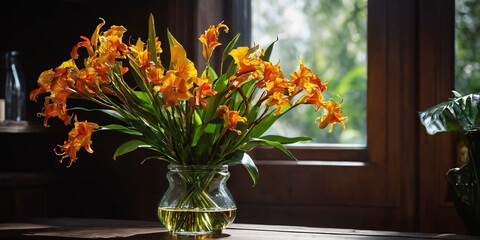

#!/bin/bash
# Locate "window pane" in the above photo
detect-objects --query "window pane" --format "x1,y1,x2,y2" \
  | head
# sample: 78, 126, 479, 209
455, 0, 480, 94
251, 0, 367, 145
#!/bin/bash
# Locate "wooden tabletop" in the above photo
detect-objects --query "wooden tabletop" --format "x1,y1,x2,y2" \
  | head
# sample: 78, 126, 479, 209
0, 218, 477, 240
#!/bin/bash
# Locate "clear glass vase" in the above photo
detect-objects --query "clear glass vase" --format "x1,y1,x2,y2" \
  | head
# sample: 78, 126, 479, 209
158, 165, 236, 236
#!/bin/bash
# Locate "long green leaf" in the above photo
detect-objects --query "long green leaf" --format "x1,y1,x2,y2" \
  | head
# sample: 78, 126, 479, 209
227, 151, 259, 186
419, 93, 480, 135
222, 33, 240, 64
68, 107, 127, 122
100, 124, 142, 136
240, 138, 297, 161
113, 139, 152, 160
148, 14, 158, 67
261, 37, 278, 61
249, 112, 281, 138
141, 155, 177, 165
260, 135, 312, 144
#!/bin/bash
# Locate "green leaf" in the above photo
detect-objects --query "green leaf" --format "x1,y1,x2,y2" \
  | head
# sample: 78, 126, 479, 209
249, 112, 282, 138
207, 64, 218, 80
128, 59, 150, 93
418, 93, 480, 135
260, 135, 312, 144
148, 14, 158, 67
113, 139, 152, 160
261, 37, 278, 61
227, 151, 259, 186
141, 156, 177, 165
224, 60, 237, 79
100, 124, 142, 136
240, 138, 297, 161
222, 33, 240, 64
68, 107, 127, 122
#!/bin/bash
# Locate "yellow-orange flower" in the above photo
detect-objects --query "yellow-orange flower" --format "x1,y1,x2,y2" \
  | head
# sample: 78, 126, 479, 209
219, 105, 246, 135
198, 22, 229, 62
265, 92, 292, 115
191, 76, 217, 109
290, 60, 328, 97
257, 61, 284, 88
316, 99, 347, 132
97, 25, 129, 68
57, 118, 99, 167
30, 69, 55, 101
169, 32, 197, 83
145, 65, 165, 85
229, 47, 265, 85
40, 98, 72, 127
154, 71, 193, 108
296, 90, 325, 111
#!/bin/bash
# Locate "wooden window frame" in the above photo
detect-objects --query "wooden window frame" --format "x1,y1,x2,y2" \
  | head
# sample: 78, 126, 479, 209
249, 0, 385, 164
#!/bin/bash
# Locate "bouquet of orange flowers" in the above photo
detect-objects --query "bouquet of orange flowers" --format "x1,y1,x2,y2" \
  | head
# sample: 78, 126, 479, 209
30, 15, 346, 184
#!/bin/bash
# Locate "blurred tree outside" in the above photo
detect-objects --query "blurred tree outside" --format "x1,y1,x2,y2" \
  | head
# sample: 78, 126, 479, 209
251, 0, 367, 145
456, 0, 480, 95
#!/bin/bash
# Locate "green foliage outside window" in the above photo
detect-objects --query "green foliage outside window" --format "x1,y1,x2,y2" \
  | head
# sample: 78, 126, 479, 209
456, 0, 480, 95
252, 0, 367, 145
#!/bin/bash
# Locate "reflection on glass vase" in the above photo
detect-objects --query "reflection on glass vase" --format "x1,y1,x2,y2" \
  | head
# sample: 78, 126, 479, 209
158, 165, 236, 236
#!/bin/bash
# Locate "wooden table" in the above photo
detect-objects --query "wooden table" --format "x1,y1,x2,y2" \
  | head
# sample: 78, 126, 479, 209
0, 218, 477, 239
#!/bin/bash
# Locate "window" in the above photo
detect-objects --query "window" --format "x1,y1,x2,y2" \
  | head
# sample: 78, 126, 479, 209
249, 0, 370, 162
251, 0, 367, 146
455, 0, 480, 93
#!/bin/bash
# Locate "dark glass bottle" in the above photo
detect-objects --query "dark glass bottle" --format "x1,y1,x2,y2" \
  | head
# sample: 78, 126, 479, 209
4, 51, 26, 121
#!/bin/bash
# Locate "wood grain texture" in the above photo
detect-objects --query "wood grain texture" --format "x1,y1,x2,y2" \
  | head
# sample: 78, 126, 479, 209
0, 218, 476, 240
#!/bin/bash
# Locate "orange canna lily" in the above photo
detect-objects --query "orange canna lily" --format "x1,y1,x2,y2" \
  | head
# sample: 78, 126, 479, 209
145, 65, 165, 85
40, 98, 72, 127
168, 32, 197, 83
30, 69, 55, 101
229, 47, 265, 85
316, 99, 347, 132
296, 89, 325, 111
230, 47, 249, 68
174, 55, 197, 83
57, 118, 99, 167
257, 61, 284, 88
290, 60, 328, 97
265, 77, 291, 97
191, 76, 217, 109
265, 92, 292, 115
198, 22, 229, 62
154, 71, 193, 108
97, 25, 129, 68
219, 105, 246, 135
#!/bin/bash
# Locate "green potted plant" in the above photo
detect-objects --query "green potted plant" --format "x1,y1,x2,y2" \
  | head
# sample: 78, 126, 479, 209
419, 91, 480, 235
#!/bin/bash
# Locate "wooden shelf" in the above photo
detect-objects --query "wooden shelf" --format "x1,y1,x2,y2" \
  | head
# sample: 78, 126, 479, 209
0, 121, 46, 133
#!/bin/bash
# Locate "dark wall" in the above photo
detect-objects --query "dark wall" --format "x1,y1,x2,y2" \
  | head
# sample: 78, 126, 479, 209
0, 0, 185, 221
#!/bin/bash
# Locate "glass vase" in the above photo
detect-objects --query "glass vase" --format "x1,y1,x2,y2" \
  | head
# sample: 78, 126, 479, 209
158, 165, 236, 236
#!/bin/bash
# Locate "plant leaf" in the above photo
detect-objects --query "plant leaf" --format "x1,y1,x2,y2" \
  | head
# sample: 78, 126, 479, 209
148, 14, 158, 67
222, 33, 240, 64
260, 135, 312, 144
240, 138, 297, 161
249, 112, 282, 138
68, 107, 127, 122
261, 36, 278, 61
100, 124, 142, 136
418, 93, 480, 135
141, 156, 177, 165
227, 151, 259, 186
113, 139, 152, 160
